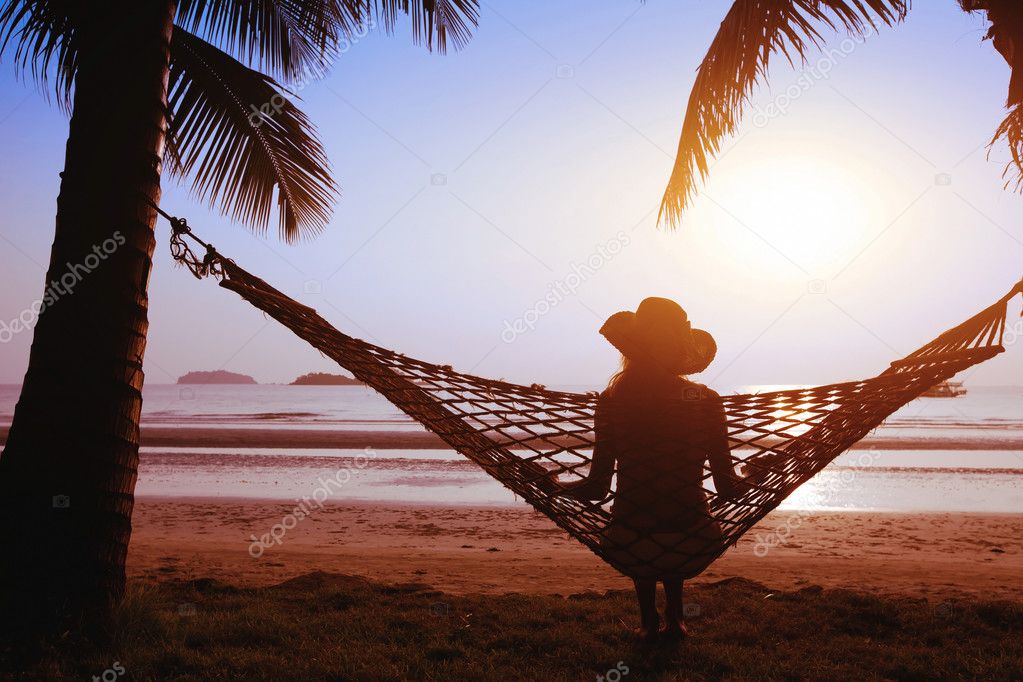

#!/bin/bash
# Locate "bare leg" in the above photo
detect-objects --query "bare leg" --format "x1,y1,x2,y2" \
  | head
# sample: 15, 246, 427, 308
661, 578, 689, 638
663, 578, 682, 627
633, 578, 659, 641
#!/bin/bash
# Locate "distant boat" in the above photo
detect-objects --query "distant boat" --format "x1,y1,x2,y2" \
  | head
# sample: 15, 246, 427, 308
921, 381, 967, 398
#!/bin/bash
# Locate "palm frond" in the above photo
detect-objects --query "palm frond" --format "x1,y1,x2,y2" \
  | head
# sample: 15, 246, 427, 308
992, 104, 1023, 192
371, 0, 480, 53
659, 0, 908, 227
958, 0, 1023, 105
175, 0, 357, 83
176, 0, 479, 82
0, 0, 78, 109
167, 28, 337, 242
958, 1, 1023, 191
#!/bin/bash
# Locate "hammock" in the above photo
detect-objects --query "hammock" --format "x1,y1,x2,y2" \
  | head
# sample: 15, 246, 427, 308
164, 212, 1022, 579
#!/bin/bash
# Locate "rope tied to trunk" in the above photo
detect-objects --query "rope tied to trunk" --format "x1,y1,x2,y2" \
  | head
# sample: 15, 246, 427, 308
143, 197, 228, 280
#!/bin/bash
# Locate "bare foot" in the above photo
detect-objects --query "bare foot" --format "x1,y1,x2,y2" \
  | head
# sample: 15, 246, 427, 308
633, 625, 660, 644
660, 621, 691, 641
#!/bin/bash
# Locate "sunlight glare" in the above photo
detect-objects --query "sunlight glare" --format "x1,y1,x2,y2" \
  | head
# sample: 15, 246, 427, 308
710, 155, 878, 276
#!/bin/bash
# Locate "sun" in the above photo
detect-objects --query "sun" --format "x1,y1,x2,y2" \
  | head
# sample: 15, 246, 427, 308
708, 155, 879, 277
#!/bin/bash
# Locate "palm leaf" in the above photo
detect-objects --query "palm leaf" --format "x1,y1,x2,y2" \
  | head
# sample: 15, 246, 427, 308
167, 28, 337, 241
175, 0, 357, 83
992, 104, 1023, 192
659, 0, 908, 227
959, 0, 1023, 105
371, 0, 480, 53
0, 0, 78, 108
958, 1, 1023, 192
176, 0, 479, 81
3, 1, 476, 243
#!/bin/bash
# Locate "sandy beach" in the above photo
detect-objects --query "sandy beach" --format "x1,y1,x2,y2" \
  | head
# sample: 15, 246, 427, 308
128, 497, 1023, 601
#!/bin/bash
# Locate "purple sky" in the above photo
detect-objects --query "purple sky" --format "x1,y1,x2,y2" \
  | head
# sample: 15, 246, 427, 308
0, 1, 1020, 391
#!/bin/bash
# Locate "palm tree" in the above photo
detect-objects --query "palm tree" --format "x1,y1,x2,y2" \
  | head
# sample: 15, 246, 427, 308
659, 0, 1023, 225
0, 0, 478, 635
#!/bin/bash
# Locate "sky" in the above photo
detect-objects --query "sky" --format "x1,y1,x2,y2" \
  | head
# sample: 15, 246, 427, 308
0, 0, 1021, 391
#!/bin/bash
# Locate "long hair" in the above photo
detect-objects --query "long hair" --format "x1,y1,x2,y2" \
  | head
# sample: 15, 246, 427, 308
605, 354, 685, 401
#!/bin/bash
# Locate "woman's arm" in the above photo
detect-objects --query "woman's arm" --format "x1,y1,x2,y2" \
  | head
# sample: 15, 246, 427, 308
556, 442, 615, 501
550, 404, 616, 501
703, 391, 745, 501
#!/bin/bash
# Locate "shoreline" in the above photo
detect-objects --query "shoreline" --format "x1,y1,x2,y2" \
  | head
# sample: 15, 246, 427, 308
137, 494, 1023, 514
128, 497, 1023, 601
4, 425, 1023, 450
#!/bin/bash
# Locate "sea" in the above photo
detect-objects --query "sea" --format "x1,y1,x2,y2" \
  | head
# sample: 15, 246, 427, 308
1, 383, 1021, 513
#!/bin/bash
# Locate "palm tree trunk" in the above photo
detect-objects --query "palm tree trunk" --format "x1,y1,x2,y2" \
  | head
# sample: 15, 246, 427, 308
0, 0, 176, 636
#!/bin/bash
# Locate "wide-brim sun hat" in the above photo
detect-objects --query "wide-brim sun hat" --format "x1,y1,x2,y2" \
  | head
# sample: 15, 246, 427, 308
599, 297, 716, 375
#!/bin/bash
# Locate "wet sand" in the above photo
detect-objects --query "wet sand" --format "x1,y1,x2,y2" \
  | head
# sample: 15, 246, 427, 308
128, 497, 1023, 601
3, 426, 1023, 450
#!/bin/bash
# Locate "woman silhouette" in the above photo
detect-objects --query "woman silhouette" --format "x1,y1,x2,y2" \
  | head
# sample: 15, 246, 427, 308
550, 297, 744, 642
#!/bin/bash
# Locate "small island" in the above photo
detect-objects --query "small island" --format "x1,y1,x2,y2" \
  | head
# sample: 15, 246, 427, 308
290, 372, 363, 386
177, 370, 257, 385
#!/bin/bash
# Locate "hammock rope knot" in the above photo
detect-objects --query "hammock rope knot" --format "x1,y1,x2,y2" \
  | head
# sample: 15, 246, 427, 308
168, 221, 228, 281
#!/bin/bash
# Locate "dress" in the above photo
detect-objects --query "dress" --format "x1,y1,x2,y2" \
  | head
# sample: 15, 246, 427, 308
595, 379, 732, 579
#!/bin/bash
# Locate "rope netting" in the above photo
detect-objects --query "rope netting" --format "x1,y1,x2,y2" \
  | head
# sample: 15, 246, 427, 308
167, 218, 1021, 579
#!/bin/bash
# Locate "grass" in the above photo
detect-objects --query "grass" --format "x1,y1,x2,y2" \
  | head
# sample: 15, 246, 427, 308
2, 572, 1021, 681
